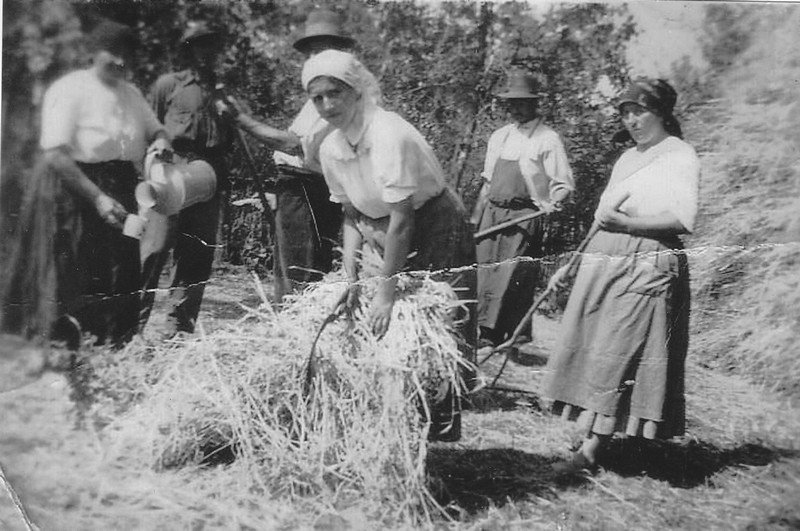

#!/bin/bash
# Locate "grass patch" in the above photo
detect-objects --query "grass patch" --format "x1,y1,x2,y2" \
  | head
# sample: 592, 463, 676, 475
687, 7, 800, 401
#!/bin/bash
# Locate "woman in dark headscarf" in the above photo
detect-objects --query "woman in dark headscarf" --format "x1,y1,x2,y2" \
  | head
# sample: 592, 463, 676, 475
541, 78, 700, 472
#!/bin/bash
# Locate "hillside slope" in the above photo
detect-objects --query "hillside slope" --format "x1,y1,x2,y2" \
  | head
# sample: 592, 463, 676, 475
687, 6, 800, 399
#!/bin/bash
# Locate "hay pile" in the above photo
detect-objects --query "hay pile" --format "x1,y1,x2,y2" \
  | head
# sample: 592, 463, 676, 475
687, 6, 800, 399
91, 273, 472, 528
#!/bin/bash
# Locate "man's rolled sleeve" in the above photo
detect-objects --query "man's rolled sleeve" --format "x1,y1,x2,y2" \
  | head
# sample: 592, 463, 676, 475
542, 135, 574, 200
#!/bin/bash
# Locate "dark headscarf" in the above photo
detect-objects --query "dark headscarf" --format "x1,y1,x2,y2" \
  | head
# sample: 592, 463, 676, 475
614, 78, 683, 141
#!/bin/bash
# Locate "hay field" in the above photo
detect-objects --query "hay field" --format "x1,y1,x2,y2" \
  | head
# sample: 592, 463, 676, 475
2, 263, 800, 530
3, 5, 800, 531
687, 6, 800, 399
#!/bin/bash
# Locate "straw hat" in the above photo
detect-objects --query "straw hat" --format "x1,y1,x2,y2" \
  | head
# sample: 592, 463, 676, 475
495, 70, 545, 99
293, 9, 355, 53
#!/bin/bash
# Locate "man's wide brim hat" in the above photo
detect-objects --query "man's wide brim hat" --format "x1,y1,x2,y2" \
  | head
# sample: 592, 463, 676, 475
495, 70, 545, 99
181, 21, 221, 46
293, 8, 355, 53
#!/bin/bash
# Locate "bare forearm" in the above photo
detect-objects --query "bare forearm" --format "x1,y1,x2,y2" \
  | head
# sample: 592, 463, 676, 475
598, 207, 688, 238
625, 212, 688, 237
236, 114, 301, 153
342, 212, 363, 282
381, 209, 414, 279
373, 210, 412, 307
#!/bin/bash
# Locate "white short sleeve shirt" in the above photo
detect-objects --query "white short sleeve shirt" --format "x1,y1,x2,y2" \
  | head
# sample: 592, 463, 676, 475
319, 108, 445, 219
598, 136, 700, 233
40, 69, 163, 164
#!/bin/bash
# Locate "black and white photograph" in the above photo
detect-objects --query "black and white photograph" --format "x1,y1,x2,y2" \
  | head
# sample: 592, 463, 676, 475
1, 0, 799, 529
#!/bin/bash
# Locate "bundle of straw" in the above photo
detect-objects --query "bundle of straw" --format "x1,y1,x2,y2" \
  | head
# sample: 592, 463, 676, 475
97, 273, 471, 526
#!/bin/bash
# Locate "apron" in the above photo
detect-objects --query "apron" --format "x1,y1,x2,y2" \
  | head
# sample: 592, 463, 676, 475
476, 128, 545, 339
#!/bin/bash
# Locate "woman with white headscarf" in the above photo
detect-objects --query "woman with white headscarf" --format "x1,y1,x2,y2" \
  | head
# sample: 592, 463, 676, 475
302, 49, 476, 441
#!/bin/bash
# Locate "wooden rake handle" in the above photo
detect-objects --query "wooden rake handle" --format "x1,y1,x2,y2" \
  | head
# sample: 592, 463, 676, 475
474, 210, 548, 240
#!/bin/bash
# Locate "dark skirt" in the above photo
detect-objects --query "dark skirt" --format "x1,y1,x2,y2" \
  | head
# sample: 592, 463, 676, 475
2, 159, 141, 347
354, 188, 477, 441
540, 230, 690, 439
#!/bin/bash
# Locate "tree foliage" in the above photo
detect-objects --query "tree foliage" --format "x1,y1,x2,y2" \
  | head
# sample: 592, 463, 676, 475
2, 0, 638, 269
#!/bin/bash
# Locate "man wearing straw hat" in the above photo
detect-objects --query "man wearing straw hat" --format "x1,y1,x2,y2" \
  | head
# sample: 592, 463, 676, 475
140, 21, 234, 338
225, 8, 379, 304
474, 69, 574, 351
2, 20, 170, 348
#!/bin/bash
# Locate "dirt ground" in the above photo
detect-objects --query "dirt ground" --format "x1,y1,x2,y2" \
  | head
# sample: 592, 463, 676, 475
1, 266, 799, 530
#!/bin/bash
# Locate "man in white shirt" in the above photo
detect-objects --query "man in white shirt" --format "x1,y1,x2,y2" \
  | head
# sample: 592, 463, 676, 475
474, 70, 574, 348
231, 9, 379, 303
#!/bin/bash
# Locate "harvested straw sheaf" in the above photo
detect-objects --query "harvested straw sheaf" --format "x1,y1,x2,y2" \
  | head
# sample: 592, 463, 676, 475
99, 273, 472, 526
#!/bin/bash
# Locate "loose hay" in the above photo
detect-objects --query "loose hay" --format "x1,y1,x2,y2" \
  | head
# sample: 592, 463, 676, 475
93, 273, 472, 528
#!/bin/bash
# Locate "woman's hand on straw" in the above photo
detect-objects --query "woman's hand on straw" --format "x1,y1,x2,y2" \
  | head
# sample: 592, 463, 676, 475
336, 282, 362, 320
369, 278, 396, 339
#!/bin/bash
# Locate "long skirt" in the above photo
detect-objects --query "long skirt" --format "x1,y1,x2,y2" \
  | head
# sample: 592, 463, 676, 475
540, 230, 690, 439
2, 159, 141, 347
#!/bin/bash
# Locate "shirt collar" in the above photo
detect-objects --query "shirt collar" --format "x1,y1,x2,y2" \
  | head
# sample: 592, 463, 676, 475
328, 104, 380, 161
178, 69, 215, 87
343, 103, 377, 147
326, 130, 358, 161
516, 117, 541, 134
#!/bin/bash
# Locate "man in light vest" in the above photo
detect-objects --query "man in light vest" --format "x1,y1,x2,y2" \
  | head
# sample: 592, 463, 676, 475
474, 69, 574, 350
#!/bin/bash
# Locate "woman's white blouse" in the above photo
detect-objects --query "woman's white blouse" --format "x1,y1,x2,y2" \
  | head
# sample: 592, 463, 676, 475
319, 107, 445, 219
597, 136, 700, 233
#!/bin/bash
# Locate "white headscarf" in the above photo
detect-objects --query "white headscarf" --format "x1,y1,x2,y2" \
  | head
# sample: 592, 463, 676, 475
301, 49, 382, 105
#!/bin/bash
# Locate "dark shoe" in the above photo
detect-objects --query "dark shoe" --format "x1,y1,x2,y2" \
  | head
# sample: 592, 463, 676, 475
428, 412, 461, 442
51, 315, 82, 351
478, 337, 495, 349
552, 451, 598, 476
509, 343, 548, 366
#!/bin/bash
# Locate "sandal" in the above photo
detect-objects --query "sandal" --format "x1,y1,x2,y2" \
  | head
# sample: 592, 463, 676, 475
551, 450, 598, 476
